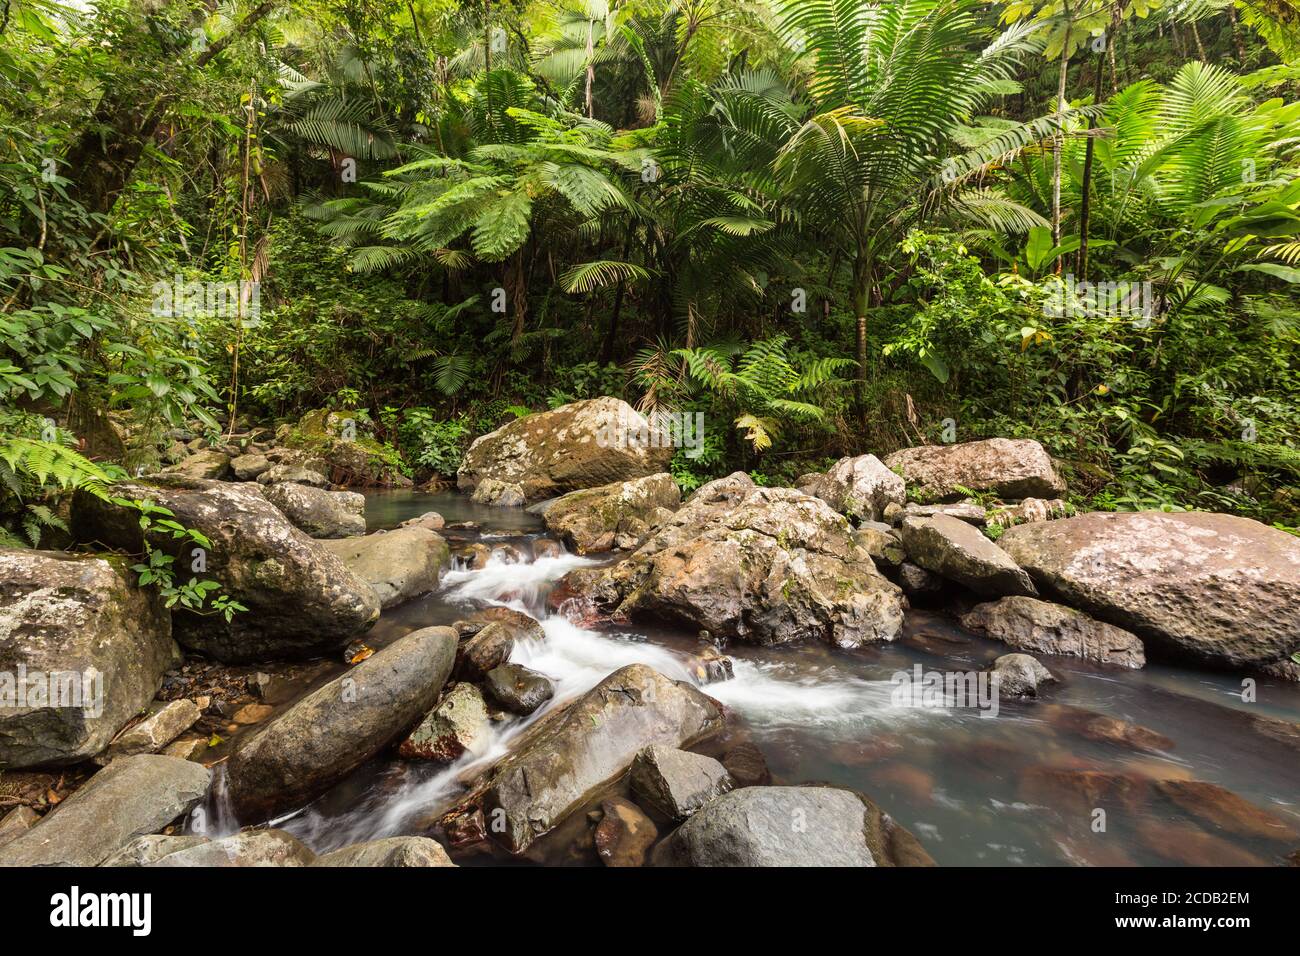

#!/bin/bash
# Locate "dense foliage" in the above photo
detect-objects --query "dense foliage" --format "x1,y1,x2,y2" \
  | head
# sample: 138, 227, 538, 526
2, 0, 1298, 539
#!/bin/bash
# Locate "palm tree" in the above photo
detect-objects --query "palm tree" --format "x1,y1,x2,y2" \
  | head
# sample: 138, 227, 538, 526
772, 0, 1049, 413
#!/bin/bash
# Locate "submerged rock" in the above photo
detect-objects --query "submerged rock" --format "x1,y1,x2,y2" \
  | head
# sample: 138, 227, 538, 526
722, 742, 772, 787
998, 511, 1300, 673
652, 786, 935, 867
799, 454, 905, 523
563, 473, 904, 649
539, 473, 680, 553
885, 438, 1066, 501
961, 596, 1145, 669
630, 745, 733, 820
320, 526, 448, 610
224, 626, 457, 822
0, 549, 174, 768
313, 836, 456, 867
71, 478, 379, 663
449, 663, 724, 854
1154, 780, 1296, 843
594, 797, 658, 867
900, 514, 1037, 597
457, 397, 675, 505
262, 482, 366, 538
0, 754, 210, 867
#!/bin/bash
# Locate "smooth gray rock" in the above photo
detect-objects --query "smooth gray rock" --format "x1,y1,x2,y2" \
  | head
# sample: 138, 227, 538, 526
885, 438, 1066, 501
99, 699, 202, 764
256, 464, 329, 487
312, 836, 456, 867
799, 454, 906, 523
224, 626, 457, 822
0, 754, 210, 866
900, 514, 1037, 597
229, 453, 271, 481
998, 511, 1300, 673
263, 482, 365, 538
988, 653, 1057, 699
162, 449, 230, 480
961, 596, 1145, 669
653, 786, 935, 867
483, 663, 555, 715
630, 745, 733, 820
101, 834, 210, 866
320, 527, 449, 609
0, 550, 174, 767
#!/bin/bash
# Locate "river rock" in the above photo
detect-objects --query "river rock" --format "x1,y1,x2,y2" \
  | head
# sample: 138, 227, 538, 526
450, 663, 724, 854
594, 797, 658, 867
319, 526, 448, 609
0, 549, 174, 767
256, 464, 329, 487
0, 806, 39, 850
997, 511, 1300, 672
722, 742, 772, 787
630, 745, 733, 820
150, 829, 316, 866
799, 454, 905, 523
71, 478, 379, 663
229, 453, 271, 481
262, 482, 365, 538
0, 754, 210, 866
398, 682, 491, 762
101, 834, 211, 866
483, 663, 555, 715
988, 653, 1056, 698
99, 699, 202, 763
455, 621, 518, 681
897, 561, 944, 597
885, 438, 1065, 501
162, 448, 231, 480
564, 473, 904, 649
960, 596, 1145, 669
224, 626, 457, 822
903, 501, 987, 525
539, 473, 680, 553
986, 497, 1069, 531
313, 836, 456, 867
853, 523, 904, 569
652, 786, 934, 867
399, 511, 445, 531
901, 514, 1036, 597
457, 397, 675, 505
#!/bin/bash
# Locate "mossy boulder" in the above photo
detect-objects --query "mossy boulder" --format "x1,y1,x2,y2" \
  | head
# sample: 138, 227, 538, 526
284, 409, 411, 488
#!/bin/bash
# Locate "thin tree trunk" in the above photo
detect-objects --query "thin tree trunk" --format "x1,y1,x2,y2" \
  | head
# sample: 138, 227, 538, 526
1189, 19, 1207, 61
1077, 44, 1106, 278
853, 258, 869, 418
1052, 10, 1072, 274
585, 21, 595, 118
1226, 3, 1248, 64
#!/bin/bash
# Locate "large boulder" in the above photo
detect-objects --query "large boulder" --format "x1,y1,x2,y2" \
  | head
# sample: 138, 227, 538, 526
71, 478, 379, 663
630, 745, 733, 820
538, 473, 681, 553
0, 550, 174, 768
447, 663, 724, 854
161, 448, 230, 480
398, 682, 492, 763
561, 474, 904, 649
457, 397, 674, 505
319, 527, 448, 610
653, 786, 935, 867
283, 409, 411, 488
961, 596, 1145, 669
997, 511, 1300, 672
884, 438, 1065, 501
900, 514, 1037, 597
262, 482, 366, 538
224, 626, 458, 822
0, 754, 210, 866
799, 454, 906, 523
987, 653, 1056, 699
313, 836, 456, 867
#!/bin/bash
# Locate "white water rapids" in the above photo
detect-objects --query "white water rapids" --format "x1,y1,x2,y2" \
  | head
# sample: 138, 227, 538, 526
268, 547, 928, 852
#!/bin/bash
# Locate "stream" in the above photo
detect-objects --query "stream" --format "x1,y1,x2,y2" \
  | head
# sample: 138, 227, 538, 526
244, 491, 1300, 866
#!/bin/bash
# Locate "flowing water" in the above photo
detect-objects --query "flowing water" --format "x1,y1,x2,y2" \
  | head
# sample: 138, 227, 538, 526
257, 491, 1300, 866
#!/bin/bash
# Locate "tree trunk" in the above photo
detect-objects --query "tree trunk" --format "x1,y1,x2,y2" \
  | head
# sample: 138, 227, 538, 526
1052, 15, 1072, 274
1226, 3, 1248, 64
1077, 44, 1106, 277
